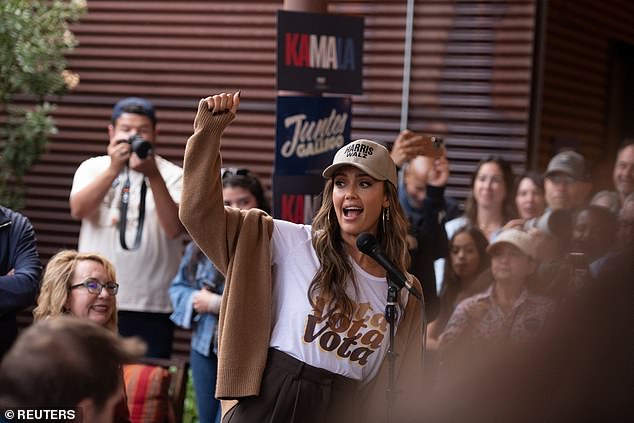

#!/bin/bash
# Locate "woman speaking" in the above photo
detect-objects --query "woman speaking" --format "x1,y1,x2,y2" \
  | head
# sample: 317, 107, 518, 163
180, 92, 425, 423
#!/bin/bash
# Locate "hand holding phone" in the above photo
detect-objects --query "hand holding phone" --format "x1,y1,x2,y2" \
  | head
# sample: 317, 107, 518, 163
419, 135, 445, 158
390, 130, 445, 167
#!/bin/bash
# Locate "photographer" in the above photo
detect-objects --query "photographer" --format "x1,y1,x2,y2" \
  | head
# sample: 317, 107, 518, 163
543, 150, 592, 213
69, 97, 184, 358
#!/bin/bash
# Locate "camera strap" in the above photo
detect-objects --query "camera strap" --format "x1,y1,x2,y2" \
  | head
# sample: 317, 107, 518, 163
119, 168, 147, 251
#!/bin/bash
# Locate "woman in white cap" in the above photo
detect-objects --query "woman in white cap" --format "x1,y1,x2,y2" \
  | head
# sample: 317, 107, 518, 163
437, 228, 555, 377
180, 92, 425, 423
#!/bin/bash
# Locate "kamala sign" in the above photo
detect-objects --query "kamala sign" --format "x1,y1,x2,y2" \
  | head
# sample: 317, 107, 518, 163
277, 10, 364, 94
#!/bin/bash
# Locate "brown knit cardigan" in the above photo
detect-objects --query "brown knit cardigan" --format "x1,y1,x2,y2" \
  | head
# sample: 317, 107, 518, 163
180, 99, 426, 422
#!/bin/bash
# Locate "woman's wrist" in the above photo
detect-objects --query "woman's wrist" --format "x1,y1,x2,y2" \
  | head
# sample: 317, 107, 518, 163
207, 292, 222, 314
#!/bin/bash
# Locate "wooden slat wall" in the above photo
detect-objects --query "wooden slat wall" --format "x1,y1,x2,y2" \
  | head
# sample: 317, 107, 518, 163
21, 0, 285, 359
538, 0, 634, 174
331, 0, 535, 199
15, 0, 536, 357
25, 1, 282, 262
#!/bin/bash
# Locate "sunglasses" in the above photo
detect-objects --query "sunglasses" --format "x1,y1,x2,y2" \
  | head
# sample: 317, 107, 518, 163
70, 278, 119, 296
221, 167, 250, 180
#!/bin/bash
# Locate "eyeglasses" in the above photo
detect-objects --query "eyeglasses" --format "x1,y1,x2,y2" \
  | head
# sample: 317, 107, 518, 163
70, 279, 119, 296
221, 167, 250, 179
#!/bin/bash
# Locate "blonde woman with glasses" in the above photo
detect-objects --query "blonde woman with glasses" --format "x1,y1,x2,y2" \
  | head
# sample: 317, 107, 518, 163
34, 249, 130, 423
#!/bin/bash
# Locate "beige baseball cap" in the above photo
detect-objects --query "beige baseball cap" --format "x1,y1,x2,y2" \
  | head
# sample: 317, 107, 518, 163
322, 139, 397, 187
487, 228, 537, 259
544, 150, 588, 181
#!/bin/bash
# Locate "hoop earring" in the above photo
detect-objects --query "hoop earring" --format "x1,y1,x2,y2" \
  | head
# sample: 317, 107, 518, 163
382, 207, 390, 234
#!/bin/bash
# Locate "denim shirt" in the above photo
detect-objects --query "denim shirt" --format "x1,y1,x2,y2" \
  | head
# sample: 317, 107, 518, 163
169, 242, 224, 357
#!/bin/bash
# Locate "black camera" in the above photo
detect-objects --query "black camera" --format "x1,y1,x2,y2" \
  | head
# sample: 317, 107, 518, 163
126, 134, 153, 159
524, 208, 572, 241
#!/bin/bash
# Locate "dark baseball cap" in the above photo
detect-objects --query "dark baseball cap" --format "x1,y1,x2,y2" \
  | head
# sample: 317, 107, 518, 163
111, 97, 156, 125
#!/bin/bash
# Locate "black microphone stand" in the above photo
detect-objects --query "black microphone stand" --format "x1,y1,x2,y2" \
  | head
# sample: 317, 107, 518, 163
385, 276, 400, 423
356, 232, 427, 421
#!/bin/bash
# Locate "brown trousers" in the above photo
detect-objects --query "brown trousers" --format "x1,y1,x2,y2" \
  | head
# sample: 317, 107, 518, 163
222, 348, 359, 423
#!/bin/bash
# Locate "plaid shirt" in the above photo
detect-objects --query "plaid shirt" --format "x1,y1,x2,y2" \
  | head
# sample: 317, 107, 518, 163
439, 283, 555, 353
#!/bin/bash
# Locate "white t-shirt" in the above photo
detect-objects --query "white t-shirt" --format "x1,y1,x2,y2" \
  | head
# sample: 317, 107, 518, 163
434, 216, 468, 293
70, 155, 183, 313
270, 219, 403, 382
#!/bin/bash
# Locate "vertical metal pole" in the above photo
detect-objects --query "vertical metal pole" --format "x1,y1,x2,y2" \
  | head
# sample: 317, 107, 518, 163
528, 0, 548, 171
400, 0, 415, 131
385, 282, 399, 423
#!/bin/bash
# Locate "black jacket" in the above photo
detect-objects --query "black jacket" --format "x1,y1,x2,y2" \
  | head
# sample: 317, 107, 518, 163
0, 206, 41, 359
401, 185, 459, 321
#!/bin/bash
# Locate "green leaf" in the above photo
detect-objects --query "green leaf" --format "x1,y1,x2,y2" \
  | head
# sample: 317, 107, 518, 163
0, 0, 85, 209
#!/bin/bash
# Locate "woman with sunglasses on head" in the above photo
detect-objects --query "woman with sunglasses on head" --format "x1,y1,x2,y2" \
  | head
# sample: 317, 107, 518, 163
169, 168, 270, 423
221, 168, 271, 212
34, 250, 130, 423
180, 92, 425, 423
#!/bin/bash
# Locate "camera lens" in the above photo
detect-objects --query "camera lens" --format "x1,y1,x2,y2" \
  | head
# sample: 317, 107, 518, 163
128, 134, 153, 159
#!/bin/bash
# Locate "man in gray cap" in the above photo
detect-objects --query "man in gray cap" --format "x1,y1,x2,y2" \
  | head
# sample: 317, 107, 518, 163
69, 97, 184, 358
543, 150, 592, 212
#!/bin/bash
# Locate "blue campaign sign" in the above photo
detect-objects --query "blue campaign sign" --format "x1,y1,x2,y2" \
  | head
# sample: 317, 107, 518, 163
275, 96, 352, 176
277, 10, 364, 95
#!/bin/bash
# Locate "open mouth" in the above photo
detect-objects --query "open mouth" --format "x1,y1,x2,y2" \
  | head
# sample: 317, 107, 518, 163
343, 206, 363, 218
91, 304, 110, 313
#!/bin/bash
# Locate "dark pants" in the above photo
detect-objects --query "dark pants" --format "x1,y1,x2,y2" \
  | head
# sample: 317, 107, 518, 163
0, 314, 18, 362
223, 348, 358, 423
118, 310, 174, 359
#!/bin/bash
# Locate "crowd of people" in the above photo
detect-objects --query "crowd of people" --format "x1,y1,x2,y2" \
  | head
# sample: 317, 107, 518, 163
0, 93, 632, 422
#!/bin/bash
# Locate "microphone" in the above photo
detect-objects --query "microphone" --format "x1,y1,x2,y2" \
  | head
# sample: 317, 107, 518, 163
356, 232, 422, 301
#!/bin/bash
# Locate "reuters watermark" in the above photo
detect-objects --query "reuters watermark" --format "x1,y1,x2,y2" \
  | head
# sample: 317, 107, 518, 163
2, 408, 81, 422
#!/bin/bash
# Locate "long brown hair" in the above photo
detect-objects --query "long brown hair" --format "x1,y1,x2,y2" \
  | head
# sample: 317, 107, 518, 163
309, 179, 410, 319
464, 155, 517, 222
441, 226, 490, 304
